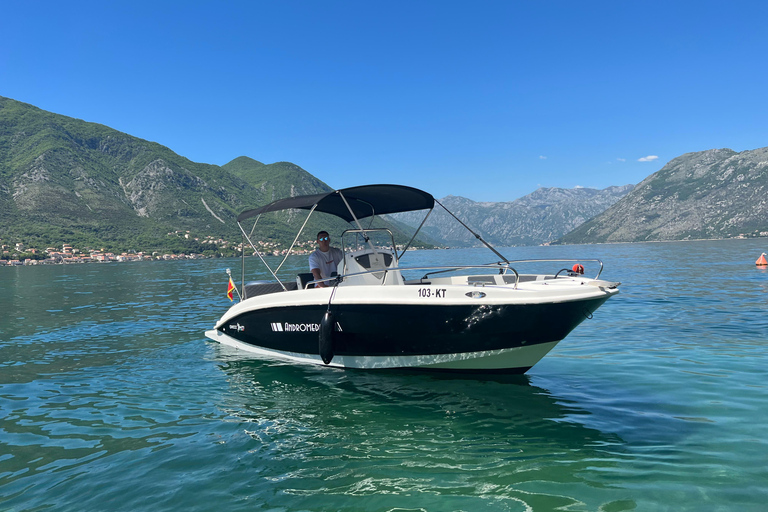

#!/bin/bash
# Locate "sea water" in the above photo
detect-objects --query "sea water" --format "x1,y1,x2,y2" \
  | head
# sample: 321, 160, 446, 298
1, 239, 767, 511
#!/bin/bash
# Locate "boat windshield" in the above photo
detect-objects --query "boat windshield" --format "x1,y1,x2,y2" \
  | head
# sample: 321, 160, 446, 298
341, 228, 396, 255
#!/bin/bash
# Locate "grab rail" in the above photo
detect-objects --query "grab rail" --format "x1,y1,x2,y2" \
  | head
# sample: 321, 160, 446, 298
500, 258, 604, 279
299, 259, 603, 290
306, 263, 520, 288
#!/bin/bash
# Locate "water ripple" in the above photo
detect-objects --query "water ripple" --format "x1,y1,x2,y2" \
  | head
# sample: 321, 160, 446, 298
2, 242, 768, 511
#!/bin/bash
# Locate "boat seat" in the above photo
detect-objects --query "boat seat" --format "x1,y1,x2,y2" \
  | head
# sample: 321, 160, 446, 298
244, 281, 297, 298
501, 275, 554, 284
297, 273, 315, 289
468, 275, 496, 285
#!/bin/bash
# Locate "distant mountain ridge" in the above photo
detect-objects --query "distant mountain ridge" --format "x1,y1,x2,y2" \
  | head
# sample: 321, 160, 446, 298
390, 185, 634, 247
558, 147, 768, 243
9, 95, 762, 253
0, 96, 637, 252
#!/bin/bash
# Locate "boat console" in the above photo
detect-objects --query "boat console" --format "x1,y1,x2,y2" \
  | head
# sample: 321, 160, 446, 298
341, 247, 403, 286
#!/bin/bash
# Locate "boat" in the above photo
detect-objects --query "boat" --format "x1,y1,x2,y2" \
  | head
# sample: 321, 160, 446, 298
205, 184, 619, 373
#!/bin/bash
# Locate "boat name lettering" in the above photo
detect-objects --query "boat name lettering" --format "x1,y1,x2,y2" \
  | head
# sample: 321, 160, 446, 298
417, 288, 447, 298
276, 322, 321, 332
228, 323, 245, 332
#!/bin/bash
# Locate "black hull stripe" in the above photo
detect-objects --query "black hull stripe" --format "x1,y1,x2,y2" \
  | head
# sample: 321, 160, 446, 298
218, 297, 610, 357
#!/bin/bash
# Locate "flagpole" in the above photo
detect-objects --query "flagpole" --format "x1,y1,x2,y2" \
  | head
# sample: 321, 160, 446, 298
226, 268, 242, 301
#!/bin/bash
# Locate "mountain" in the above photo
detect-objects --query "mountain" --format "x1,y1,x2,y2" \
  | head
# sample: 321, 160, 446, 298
223, 157, 331, 200
220, 156, 353, 243
389, 185, 634, 247
0, 96, 255, 251
558, 147, 768, 244
0, 97, 426, 253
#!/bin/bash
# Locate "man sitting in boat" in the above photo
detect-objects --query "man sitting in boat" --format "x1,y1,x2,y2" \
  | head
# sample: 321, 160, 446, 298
309, 231, 343, 288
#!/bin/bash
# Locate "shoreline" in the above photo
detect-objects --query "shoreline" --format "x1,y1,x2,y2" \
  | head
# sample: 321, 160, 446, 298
4, 236, 765, 267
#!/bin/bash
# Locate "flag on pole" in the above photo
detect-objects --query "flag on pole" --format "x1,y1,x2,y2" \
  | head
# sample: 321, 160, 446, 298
227, 277, 236, 301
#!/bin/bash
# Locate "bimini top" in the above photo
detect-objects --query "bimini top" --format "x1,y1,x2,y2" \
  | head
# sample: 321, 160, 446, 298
237, 184, 435, 223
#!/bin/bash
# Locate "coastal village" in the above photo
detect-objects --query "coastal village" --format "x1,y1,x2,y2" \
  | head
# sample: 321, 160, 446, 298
0, 231, 321, 267
3, 227, 765, 266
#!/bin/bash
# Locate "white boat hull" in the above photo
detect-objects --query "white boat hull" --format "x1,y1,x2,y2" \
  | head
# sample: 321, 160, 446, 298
205, 276, 617, 373
206, 328, 560, 372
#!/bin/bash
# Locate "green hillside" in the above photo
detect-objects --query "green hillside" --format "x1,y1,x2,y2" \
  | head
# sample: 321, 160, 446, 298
223, 157, 330, 198
220, 156, 351, 244
220, 156, 430, 248
0, 96, 256, 252
0, 96, 431, 256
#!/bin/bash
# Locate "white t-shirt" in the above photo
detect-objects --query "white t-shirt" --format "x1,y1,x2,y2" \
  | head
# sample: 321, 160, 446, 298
309, 247, 344, 280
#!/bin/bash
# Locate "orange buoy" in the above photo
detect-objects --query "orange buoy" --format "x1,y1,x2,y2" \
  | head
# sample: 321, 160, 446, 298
757, 253, 768, 266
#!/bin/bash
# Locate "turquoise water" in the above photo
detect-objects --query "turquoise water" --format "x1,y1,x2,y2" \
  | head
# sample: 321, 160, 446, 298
1, 239, 767, 511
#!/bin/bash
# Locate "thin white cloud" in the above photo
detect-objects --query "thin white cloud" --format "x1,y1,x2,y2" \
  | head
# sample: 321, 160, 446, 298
539, 155, 547, 160
638, 155, 659, 162
616, 158, 626, 162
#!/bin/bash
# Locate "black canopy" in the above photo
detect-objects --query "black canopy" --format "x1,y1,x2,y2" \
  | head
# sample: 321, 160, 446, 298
237, 184, 435, 223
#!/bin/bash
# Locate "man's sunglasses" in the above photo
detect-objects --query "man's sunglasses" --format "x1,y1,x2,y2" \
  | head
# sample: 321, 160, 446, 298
318, 236, 329, 241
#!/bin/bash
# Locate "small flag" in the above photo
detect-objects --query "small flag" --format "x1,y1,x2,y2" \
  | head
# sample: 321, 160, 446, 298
227, 277, 236, 301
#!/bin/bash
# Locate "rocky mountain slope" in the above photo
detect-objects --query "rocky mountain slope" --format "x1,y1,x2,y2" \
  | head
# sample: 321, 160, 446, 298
0, 97, 339, 251
1, 96, 637, 252
12, 95, 761, 253
558, 147, 768, 243
2, 97, 246, 249
390, 185, 634, 247
222, 157, 331, 201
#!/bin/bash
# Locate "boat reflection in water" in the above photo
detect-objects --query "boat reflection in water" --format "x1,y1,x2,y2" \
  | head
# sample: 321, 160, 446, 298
215, 352, 626, 449
213, 352, 640, 510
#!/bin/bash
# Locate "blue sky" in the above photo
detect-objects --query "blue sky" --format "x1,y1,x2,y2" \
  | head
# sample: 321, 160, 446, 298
2, 1, 767, 202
